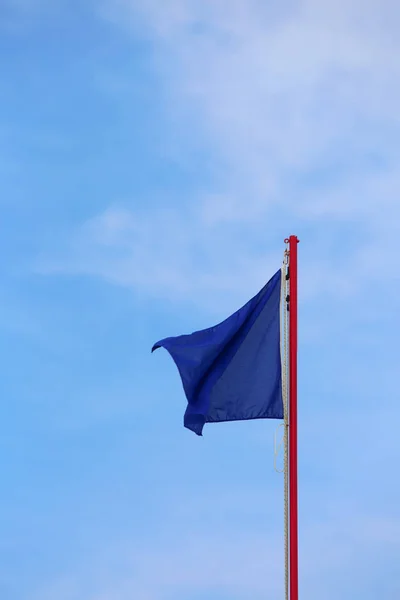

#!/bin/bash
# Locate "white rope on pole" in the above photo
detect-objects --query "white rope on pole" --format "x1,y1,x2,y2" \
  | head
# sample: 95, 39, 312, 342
275, 250, 290, 600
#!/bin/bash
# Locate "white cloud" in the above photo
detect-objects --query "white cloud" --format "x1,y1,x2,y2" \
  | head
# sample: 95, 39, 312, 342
105, 0, 400, 176
37, 205, 282, 308
37, 0, 400, 305
106, 0, 400, 224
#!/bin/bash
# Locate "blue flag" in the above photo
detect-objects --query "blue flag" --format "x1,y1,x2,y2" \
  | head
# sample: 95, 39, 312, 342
152, 269, 283, 435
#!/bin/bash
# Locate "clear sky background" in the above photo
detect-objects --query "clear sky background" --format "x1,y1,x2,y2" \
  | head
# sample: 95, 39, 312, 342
1, 1, 399, 599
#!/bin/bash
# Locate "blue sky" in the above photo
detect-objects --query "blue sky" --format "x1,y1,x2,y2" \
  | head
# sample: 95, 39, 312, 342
1, 1, 399, 599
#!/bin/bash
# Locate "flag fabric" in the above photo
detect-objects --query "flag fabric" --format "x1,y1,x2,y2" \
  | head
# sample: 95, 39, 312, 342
152, 269, 283, 435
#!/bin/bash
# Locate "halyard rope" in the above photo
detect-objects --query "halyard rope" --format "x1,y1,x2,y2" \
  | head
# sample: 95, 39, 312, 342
274, 247, 290, 600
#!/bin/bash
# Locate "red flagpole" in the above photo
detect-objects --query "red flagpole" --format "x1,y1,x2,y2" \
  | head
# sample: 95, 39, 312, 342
289, 235, 299, 600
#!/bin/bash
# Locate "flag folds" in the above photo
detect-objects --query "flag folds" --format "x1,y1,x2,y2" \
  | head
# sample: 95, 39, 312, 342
152, 270, 283, 435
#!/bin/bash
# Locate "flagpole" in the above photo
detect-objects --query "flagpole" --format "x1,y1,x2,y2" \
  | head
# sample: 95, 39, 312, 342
288, 235, 299, 600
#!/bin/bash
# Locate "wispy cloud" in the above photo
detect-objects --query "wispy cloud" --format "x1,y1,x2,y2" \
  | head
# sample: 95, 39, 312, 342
37, 0, 400, 308
101, 0, 400, 183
